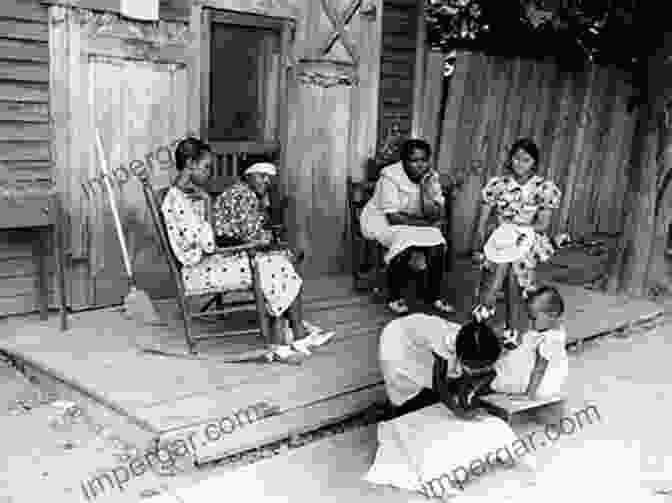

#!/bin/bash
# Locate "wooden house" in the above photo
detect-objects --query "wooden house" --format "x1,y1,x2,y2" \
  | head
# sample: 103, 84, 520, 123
0, 0, 428, 316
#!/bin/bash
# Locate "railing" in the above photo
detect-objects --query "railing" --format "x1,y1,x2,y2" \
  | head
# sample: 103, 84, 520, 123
209, 140, 280, 179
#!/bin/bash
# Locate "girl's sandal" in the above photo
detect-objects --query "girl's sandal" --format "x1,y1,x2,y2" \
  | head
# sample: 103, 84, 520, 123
433, 299, 455, 314
387, 299, 409, 315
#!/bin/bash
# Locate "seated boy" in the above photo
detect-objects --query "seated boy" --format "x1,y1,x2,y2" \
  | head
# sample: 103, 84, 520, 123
379, 314, 502, 418
491, 285, 568, 401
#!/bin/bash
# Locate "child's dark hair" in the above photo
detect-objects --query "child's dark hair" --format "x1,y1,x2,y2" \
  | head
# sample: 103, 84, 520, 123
527, 284, 565, 318
505, 137, 540, 172
455, 320, 502, 369
174, 137, 212, 172
400, 138, 431, 162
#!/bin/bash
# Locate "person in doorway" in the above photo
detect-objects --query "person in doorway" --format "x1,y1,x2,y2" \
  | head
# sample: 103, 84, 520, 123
474, 138, 562, 308
161, 138, 303, 335
360, 138, 454, 315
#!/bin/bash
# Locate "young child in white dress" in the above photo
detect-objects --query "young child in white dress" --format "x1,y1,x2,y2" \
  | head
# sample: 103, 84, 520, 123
491, 285, 568, 400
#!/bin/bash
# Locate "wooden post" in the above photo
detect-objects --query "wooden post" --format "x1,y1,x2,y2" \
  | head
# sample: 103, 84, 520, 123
52, 194, 69, 330
411, 0, 427, 138
278, 20, 292, 196
189, 1, 204, 136
199, 5, 211, 140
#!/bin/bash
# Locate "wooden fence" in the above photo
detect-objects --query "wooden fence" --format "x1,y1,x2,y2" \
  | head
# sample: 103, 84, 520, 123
420, 51, 638, 255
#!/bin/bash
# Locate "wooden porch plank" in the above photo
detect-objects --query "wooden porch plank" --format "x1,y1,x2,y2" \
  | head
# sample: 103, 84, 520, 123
160, 384, 386, 463
0, 277, 390, 408
0, 270, 662, 466
136, 327, 384, 432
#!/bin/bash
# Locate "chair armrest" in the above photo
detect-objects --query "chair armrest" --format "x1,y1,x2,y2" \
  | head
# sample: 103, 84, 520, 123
215, 241, 290, 256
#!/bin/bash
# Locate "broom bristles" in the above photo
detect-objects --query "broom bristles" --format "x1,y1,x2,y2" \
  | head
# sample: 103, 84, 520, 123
124, 286, 162, 325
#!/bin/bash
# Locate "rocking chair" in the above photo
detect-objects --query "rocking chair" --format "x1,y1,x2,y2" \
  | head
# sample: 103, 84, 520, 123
141, 176, 296, 355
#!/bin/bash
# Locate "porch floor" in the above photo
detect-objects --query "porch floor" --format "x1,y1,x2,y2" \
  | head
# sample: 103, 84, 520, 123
0, 262, 662, 465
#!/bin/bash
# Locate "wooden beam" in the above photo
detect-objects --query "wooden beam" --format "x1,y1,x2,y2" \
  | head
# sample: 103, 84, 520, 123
200, 0, 299, 20
319, 0, 360, 65
188, 1, 203, 136
200, 6, 211, 140
318, 0, 362, 56
411, 0, 427, 138
277, 20, 292, 196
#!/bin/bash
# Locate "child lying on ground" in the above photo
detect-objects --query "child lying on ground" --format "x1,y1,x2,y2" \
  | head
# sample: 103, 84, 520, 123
490, 285, 568, 400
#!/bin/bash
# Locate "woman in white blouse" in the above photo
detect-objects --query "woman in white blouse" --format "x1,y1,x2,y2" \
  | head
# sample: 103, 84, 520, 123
360, 139, 454, 315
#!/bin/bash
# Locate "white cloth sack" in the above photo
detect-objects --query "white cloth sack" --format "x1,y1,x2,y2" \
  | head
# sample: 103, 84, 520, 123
364, 404, 536, 500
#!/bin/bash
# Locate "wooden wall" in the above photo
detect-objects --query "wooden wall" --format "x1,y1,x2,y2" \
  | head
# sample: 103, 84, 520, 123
0, 0, 54, 315
285, 0, 383, 277
433, 51, 637, 254
49, 4, 192, 310
42, 0, 383, 311
377, 0, 419, 144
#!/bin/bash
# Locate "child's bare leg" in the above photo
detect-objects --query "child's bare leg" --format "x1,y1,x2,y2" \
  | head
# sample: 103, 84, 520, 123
482, 262, 509, 306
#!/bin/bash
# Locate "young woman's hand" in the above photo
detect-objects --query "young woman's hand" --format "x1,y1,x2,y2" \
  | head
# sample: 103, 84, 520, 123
421, 171, 442, 200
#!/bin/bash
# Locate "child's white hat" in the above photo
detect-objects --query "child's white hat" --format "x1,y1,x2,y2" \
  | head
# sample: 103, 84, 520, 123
483, 223, 534, 264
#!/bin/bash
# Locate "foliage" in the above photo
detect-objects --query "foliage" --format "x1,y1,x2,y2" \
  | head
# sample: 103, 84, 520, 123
425, 0, 640, 73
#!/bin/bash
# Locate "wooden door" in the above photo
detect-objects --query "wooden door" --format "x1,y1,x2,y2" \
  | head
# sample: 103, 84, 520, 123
89, 58, 189, 307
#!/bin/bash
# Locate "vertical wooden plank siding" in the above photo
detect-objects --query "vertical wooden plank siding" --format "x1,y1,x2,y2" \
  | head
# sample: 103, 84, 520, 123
418, 50, 444, 156
378, 0, 419, 142
427, 51, 638, 250
410, 0, 426, 137
436, 51, 469, 180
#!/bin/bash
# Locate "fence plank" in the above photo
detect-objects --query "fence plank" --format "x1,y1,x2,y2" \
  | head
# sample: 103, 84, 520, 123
452, 54, 495, 253
420, 50, 445, 153
424, 51, 637, 244
518, 59, 543, 139
596, 78, 629, 234
497, 58, 526, 174
586, 67, 619, 234
569, 65, 604, 236
437, 51, 470, 179
484, 57, 513, 178
534, 60, 557, 154
556, 67, 592, 232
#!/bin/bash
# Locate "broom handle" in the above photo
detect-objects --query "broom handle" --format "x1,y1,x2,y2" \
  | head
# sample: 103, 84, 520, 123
95, 130, 134, 281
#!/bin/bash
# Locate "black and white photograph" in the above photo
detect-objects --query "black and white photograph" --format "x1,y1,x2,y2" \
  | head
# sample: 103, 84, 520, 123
0, 0, 670, 501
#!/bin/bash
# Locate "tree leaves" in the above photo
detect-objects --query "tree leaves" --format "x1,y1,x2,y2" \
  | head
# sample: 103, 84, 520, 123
426, 0, 640, 72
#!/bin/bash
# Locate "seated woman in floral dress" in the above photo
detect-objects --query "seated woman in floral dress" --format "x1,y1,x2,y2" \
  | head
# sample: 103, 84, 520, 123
161, 138, 303, 339
475, 138, 562, 305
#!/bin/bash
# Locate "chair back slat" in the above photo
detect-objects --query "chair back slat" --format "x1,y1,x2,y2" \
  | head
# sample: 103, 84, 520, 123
141, 180, 185, 294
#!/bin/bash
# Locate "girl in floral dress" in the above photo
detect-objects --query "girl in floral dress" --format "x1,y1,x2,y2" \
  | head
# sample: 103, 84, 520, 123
475, 138, 562, 308
161, 138, 303, 327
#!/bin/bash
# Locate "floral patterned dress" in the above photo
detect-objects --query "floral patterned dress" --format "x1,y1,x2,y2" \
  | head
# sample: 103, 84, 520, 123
481, 175, 562, 291
213, 181, 273, 243
161, 186, 302, 317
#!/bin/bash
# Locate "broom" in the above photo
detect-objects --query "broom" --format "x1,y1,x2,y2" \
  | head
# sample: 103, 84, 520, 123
94, 129, 161, 325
